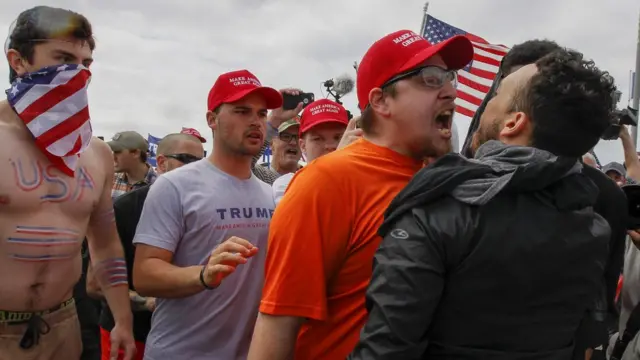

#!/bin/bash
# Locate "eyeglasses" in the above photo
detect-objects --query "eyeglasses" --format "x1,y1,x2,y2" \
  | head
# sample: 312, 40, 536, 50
382, 65, 458, 90
165, 153, 202, 164
278, 132, 299, 143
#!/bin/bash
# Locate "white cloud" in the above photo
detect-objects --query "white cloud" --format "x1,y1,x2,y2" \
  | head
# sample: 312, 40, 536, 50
1, 0, 638, 165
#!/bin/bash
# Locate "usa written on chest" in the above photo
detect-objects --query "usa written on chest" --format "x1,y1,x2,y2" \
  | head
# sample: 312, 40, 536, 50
11, 158, 95, 203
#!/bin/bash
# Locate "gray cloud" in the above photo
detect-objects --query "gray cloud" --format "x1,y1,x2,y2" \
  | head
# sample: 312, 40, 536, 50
1, 0, 638, 164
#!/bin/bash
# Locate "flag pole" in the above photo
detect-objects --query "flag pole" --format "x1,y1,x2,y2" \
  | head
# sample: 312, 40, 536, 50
419, 2, 430, 34
632, 9, 640, 148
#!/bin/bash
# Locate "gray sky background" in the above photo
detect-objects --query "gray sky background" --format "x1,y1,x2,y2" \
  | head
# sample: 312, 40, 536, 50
1, 0, 638, 164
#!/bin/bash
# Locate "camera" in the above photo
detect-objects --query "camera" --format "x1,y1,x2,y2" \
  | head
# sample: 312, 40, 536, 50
323, 76, 355, 120
601, 90, 638, 140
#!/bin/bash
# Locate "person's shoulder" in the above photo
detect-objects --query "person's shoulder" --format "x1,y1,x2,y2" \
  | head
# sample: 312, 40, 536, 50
82, 137, 115, 178
114, 185, 151, 210
252, 164, 279, 184
383, 194, 476, 250
88, 136, 112, 158
272, 172, 294, 189
301, 142, 364, 174
0, 100, 19, 127
582, 165, 625, 200
161, 159, 206, 182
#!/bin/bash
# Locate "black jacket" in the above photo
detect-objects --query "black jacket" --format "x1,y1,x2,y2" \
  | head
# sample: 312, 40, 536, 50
570, 165, 627, 357
581, 165, 626, 322
349, 143, 610, 360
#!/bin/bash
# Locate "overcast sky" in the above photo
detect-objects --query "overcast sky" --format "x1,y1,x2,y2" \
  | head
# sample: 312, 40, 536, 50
1, 0, 638, 164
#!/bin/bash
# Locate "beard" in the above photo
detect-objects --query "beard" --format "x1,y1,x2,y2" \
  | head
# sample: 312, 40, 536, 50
219, 136, 263, 157
470, 118, 501, 156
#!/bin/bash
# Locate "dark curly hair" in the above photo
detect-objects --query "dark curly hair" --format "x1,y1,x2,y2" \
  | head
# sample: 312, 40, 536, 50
510, 49, 616, 157
500, 39, 562, 76
7, 6, 94, 81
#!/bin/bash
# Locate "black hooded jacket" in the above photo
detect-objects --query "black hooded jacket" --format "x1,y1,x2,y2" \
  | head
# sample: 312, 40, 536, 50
348, 141, 610, 360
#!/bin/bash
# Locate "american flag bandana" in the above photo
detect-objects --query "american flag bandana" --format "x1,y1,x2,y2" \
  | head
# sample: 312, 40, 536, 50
6, 64, 92, 177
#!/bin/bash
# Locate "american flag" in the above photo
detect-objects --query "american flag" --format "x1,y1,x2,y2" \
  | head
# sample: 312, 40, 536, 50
422, 15, 509, 118
7, 64, 92, 176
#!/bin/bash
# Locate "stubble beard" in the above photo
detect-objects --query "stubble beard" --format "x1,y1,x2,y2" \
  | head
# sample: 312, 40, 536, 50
221, 138, 262, 158
471, 120, 501, 156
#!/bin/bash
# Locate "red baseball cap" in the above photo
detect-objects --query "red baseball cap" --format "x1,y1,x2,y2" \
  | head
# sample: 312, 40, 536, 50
180, 127, 207, 143
357, 30, 474, 110
207, 69, 283, 111
299, 99, 349, 134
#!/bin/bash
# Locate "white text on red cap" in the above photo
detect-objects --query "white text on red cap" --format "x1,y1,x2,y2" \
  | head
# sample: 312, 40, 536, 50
229, 76, 261, 87
393, 32, 424, 47
310, 103, 340, 116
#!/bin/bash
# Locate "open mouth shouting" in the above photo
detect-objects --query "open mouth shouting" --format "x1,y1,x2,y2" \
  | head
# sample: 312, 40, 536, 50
435, 109, 454, 139
284, 147, 299, 158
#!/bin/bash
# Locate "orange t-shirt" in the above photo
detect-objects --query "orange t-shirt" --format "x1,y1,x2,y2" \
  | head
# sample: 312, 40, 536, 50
260, 139, 422, 359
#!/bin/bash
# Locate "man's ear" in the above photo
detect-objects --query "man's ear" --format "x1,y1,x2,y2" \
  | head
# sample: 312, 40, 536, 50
155, 154, 167, 174
299, 137, 306, 154
368, 88, 391, 118
130, 149, 141, 160
499, 111, 531, 139
6, 49, 29, 78
206, 110, 218, 132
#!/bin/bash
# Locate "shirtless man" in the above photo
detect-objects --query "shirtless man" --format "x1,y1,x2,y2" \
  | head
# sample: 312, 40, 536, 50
0, 6, 135, 360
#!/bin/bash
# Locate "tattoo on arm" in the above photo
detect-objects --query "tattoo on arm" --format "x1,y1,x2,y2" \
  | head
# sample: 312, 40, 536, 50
93, 257, 128, 288
90, 208, 115, 227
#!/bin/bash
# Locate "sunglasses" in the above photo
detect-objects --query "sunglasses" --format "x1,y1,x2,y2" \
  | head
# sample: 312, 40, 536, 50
278, 132, 299, 143
382, 65, 457, 90
165, 153, 202, 164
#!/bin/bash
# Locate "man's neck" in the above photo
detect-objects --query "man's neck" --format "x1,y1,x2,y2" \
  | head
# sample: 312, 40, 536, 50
125, 163, 150, 184
209, 147, 253, 180
272, 161, 297, 175
363, 133, 421, 161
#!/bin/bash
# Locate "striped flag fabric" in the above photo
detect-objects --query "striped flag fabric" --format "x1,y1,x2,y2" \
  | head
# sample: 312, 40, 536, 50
6, 64, 92, 176
422, 15, 509, 118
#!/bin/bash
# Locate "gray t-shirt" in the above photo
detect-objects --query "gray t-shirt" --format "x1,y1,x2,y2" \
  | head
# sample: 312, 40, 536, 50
133, 159, 275, 360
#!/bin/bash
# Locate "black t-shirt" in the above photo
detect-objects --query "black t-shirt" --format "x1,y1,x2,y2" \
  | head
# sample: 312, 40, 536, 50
99, 186, 152, 343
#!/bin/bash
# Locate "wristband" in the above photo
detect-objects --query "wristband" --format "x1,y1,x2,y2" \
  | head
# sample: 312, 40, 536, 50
199, 266, 215, 290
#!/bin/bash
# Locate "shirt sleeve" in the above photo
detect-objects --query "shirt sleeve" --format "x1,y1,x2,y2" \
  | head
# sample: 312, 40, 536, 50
260, 165, 351, 321
348, 208, 451, 360
132, 176, 183, 253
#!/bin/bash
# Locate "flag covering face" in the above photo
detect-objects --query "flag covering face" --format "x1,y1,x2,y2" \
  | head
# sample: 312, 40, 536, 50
7, 64, 93, 176
422, 15, 509, 118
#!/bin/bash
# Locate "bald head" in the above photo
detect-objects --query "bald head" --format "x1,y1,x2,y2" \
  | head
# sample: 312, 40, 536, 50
157, 133, 202, 156
156, 133, 205, 174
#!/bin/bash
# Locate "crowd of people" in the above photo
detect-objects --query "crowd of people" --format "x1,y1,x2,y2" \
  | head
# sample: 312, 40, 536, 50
1, 4, 639, 360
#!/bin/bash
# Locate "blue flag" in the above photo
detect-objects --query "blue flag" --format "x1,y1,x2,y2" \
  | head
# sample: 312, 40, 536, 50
261, 145, 272, 165
147, 134, 162, 167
